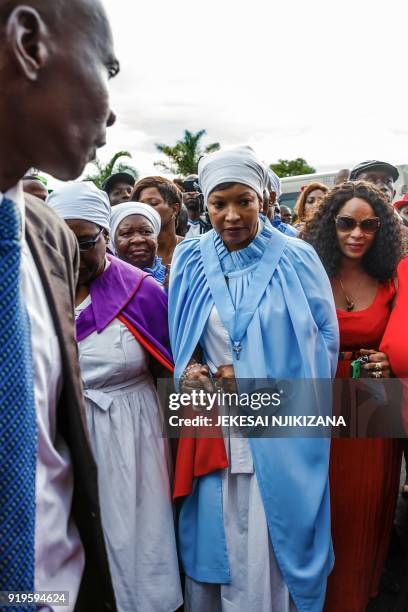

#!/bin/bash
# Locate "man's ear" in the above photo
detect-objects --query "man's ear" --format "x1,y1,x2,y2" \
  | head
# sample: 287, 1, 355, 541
6, 6, 49, 81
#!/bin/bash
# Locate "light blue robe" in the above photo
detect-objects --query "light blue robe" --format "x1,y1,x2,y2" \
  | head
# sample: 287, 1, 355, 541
168, 222, 339, 612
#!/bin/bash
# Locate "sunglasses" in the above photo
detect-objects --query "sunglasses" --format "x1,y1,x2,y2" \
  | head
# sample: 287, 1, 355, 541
335, 216, 381, 234
77, 227, 104, 251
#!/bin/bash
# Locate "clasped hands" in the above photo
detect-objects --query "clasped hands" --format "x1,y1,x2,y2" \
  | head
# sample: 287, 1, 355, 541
180, 363, 236, 409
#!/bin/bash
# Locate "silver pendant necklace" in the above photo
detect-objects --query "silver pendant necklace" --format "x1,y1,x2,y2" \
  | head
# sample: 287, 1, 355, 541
338, 277, 355, 312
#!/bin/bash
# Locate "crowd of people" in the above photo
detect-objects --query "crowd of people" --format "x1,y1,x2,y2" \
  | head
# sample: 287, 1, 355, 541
1, 2, 408, 612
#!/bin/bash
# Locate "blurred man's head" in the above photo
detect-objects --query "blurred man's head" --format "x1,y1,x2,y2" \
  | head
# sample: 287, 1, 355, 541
261, 188, 274, 220
0, 0, 119, 190
349, 161, 398, 203
181, 175, 204, 221
22, 175, 48, 201
335, 169, 350, 185
280, 205, 293, 225
103, 172, 135, 206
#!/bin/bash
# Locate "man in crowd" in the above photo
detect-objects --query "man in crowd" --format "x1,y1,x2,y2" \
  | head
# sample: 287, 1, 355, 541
280, 205, 293, 225
0, 1, 119, 609
349, 160, 399, 203
103, 170, 135, 206
335, 168, 350, 185
180, 174, 212, 237
350, 160, 408, 253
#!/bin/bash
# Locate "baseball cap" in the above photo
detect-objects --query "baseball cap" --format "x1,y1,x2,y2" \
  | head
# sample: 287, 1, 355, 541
102, 171, 136, 194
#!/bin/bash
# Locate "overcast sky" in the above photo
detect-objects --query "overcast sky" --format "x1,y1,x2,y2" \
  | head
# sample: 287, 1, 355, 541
76, 0, 407, 185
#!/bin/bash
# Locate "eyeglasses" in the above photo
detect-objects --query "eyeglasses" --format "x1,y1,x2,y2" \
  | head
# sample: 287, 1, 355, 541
77, 227, 104, 251
335, 216, 381, 234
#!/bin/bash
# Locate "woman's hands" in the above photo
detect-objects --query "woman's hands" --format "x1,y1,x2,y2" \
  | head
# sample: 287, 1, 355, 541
215, 364, 237, 392
360, 349, 391, 378
180, 363, 237, 394
180, 363, 213, 394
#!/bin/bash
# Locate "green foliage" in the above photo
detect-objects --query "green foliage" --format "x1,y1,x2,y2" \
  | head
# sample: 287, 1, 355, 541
270, 158, 316, 178
84, 151, 139, 188
154, 129, 220, 175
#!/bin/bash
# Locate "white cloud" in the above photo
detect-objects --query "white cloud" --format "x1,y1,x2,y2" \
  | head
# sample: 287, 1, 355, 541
45, 0, 408, 188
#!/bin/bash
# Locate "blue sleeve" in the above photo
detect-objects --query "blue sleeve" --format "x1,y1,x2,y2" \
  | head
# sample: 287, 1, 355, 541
289, 240, 339, 378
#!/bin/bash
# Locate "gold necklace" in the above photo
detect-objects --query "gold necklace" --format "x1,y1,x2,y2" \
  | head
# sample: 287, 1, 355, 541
338, 277, 355, 312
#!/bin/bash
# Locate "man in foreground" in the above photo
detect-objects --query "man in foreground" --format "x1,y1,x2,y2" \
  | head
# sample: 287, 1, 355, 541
0, 1, 119, 609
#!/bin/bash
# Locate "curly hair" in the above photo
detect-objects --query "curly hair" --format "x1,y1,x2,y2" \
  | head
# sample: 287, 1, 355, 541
293, 182, 329, 222
302, 181, 402, 282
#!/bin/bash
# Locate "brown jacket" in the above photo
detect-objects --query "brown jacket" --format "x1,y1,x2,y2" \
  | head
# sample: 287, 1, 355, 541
25, 194, 116, 612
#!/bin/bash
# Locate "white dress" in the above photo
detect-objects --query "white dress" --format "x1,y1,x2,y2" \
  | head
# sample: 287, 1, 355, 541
184, 305, 297, 612
75, 295, 182, 612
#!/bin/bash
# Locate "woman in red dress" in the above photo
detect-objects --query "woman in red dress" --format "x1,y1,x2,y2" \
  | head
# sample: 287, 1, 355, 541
381, 256, 408, 490
303, 181, 403, 612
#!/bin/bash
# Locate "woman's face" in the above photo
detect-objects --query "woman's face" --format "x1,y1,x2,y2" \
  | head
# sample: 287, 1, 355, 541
335, 197, 377, 260
137, 187, 178, 230
115, 214, 157, 269
304, 188, 326, 220
207, 183, 261, 251
66, 219, 107, 286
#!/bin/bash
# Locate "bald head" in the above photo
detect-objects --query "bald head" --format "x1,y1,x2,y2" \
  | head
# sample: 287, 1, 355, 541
0, 0, 115, 62
0, 0, 118, 190
22, 176, 48, 201
0, 0, 102, 24
0, 0, 67, 32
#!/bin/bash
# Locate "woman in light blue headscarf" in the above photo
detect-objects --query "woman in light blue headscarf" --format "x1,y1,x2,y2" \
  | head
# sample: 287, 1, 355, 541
168, 146, 339, 612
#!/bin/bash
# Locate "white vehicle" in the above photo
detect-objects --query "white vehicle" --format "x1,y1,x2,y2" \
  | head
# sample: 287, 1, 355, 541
279, 165, 408, 210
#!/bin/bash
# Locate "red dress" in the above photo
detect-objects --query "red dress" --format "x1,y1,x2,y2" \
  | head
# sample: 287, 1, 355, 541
381, 257, 408, 430
325, 280, 402, 612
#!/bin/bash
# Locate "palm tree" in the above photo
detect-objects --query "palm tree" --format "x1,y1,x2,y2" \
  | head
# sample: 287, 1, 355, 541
84, 151, 139, 188
154, 130, 220, 175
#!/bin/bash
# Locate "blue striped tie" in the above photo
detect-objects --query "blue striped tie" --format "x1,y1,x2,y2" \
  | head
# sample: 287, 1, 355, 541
0, 196, 36, 610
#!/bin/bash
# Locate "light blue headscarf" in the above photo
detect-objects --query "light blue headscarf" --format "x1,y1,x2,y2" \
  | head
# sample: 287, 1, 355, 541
198, 146, 266, 207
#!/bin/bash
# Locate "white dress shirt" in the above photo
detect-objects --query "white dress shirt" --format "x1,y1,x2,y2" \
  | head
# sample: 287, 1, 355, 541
0, 185, 84, 611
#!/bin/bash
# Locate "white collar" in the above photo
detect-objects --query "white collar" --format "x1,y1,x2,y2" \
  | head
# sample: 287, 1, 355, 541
0, 182, 26, 241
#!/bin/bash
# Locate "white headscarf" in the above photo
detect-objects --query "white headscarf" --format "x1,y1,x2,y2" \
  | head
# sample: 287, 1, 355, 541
110, 202, 162, 244
198, 146, 266, 207
47, 181, 111, 230
265, 168, 282, 198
